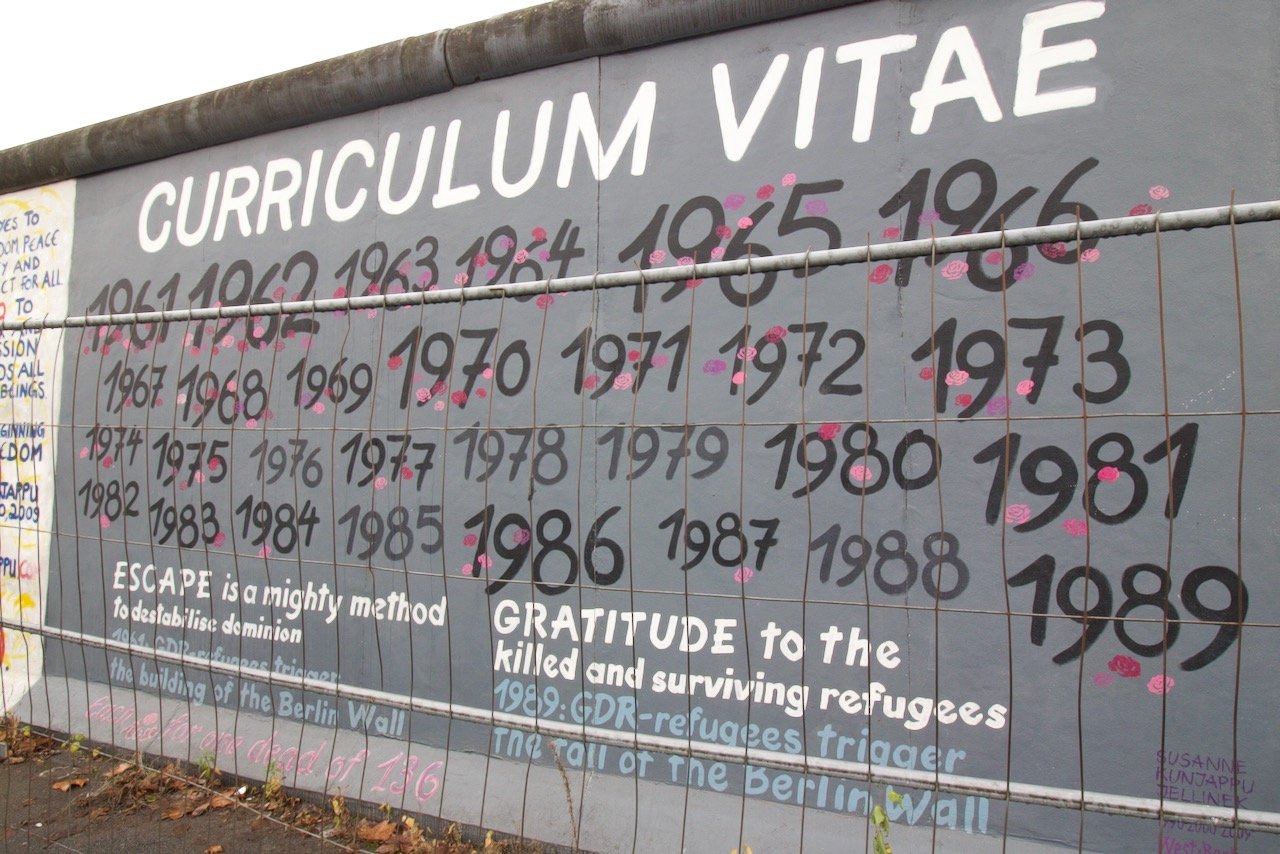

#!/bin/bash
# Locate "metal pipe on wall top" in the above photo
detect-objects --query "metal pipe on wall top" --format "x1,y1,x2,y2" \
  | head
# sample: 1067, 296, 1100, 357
0, 0, 863, 195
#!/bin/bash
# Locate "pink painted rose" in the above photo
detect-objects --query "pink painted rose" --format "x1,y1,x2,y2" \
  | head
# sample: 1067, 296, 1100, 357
868, 264, 892, 284
1109, 654, 1141, 678
939, 259, 969, 281
1148, 674, 1175, 694
1149, 185, 1171, 201
1061, 518, 1088, 537
1004, 504, 1031, 525
944, 369, 970, 387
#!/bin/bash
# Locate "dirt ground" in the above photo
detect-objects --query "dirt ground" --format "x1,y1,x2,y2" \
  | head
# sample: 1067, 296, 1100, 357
0, 727, 536, 854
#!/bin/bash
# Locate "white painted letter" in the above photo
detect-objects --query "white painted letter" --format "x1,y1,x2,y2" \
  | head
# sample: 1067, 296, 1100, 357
255, 158, 302, 234
378, 127, 435, 215
1014, 1, 1105, 117
325, 139, 375, 223
138, 181, 175, 253
213, 165, 261, 242
176, 172, 220, 248
557, 81, 657, 187
493, 100, 553, 198
909, 26, 1003, 134
713, 54, 789, 162
794, 48, 825, 149
836, 34, 918, 143
300, 149, 324, 228
434, 119, 480, 208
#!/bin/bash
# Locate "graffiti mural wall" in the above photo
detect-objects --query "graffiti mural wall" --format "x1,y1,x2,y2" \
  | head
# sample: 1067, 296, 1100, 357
3, 1, 1278, 850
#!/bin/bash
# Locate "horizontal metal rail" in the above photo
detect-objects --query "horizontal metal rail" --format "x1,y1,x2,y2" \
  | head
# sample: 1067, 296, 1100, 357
6, 617, 1275, 832
3, 199, 1277, 333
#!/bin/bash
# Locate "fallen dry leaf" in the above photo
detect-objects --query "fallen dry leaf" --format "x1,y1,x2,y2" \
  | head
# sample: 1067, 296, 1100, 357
357, 819, 397, 843
205, 846, 224, 854
210, 795, 235, 809
104, 761, 132, 778
162, 804, 187, 821
50, 778, 88, 792
88, 807, 110, 820
190, 800, 211, 817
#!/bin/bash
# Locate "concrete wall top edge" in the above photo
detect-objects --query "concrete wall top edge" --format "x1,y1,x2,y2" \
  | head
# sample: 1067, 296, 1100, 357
0, 0, 863, 196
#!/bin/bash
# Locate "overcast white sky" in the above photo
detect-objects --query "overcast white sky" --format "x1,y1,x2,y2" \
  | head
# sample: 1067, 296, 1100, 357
2, 0, 541, 151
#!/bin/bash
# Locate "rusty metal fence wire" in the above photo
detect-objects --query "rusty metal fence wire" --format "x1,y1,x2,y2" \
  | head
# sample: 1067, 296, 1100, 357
0, 200, 1277, 851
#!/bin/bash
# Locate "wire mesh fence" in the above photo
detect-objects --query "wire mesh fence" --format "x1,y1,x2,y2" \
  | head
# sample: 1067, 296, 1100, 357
1, 201, 1277, 852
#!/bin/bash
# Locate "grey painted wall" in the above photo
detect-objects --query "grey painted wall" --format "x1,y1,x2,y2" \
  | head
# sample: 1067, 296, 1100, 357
24, 1, 1280, 850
